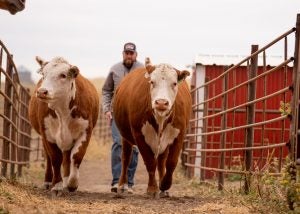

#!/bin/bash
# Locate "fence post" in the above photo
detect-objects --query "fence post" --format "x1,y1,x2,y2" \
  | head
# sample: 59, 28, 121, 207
287, 13, 300, 210
218, 71, 228, 190
289, 15, 300, 161
244, 45, 258, 194
293, 14, 300, 163
1, 54, 13, 177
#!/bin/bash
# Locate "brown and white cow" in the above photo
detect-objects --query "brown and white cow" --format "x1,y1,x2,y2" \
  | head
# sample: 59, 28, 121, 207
0, 0, 25, 14
28, 56, 99, 195
113, 58, 192, 198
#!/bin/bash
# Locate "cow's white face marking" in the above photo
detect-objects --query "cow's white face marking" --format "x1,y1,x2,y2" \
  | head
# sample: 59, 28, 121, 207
142, 121, 180, 158
146, 64, 179, 119
36, 57, 76, 109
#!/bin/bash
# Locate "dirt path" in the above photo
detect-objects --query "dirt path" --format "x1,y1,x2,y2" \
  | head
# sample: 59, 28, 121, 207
0, 138, 257, 213
77, 150, 148, 194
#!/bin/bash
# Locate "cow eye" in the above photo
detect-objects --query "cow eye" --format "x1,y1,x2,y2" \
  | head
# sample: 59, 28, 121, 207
173, 82, 177, 87
59, 74, 67, 79
149, 80, 156, 88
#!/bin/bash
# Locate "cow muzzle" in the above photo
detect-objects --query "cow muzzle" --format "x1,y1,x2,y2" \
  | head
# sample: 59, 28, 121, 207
154, 99, 169, 111
36, 88, 50, 100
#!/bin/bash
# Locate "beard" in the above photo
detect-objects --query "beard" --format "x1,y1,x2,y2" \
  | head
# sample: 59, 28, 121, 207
123, 59, 135, 69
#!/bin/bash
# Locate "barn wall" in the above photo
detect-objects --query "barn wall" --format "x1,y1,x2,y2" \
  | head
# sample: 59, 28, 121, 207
194, 64, 292, 178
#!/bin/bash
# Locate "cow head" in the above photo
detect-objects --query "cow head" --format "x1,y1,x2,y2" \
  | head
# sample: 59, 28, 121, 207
35, 56, 79, 107
0, 0, 25, 15
145, 58, 190, 118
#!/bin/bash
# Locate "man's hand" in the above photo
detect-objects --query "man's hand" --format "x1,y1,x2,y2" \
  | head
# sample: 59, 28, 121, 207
105, 111, 113, 126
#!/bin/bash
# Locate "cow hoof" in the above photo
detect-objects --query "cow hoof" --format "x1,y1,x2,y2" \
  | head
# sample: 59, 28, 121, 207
159, 191, 170, 198
51, 189, 63, 197
117, 187, 124, 194
42, 182, 52, 190
147, 191, 160, 199
117, 184, 128, 194
114, 193, 125, 199
67, 186, 77, 192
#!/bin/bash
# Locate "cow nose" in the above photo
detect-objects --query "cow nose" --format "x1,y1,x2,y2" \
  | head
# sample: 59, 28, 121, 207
37, 88, 48, 98
155, 99, 169, 111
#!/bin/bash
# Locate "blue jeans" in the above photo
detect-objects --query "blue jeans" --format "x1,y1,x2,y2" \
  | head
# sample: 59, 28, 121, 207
111, 119, 138, 187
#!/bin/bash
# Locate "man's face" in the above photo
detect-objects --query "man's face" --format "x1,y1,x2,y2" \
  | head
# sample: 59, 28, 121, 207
123, 51, 137, 69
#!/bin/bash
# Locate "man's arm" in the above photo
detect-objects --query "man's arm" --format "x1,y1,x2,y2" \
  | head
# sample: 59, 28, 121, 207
102, 72, 114, 125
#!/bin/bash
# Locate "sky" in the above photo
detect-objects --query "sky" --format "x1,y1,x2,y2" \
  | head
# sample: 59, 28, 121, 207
0, 0, 299, 82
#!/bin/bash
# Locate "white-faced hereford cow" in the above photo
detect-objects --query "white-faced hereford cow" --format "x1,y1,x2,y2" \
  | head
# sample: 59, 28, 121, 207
29, 56, 99, 195
0, 0, 25, 14
113, 58, 192, 197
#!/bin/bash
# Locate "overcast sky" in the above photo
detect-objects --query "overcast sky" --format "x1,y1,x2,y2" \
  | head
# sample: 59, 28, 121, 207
0, 0, 299, 82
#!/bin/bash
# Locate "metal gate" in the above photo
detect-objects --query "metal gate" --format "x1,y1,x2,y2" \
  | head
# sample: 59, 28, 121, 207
0, 39, 32, 178
183, 14, 300, 192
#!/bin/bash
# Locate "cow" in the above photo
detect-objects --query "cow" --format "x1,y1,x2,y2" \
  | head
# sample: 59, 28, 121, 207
28, 56, 99, 195
113, 58, 192, 198
0, 0, 25, 14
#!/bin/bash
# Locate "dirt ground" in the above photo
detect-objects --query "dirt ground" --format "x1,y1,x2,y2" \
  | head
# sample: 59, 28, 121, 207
0, 136, 290, 213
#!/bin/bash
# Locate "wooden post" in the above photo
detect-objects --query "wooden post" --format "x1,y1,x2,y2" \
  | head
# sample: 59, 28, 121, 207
294, 14, 300, 162
244, 45, 258, 194
289, 14, 300, 162
287, 13, 300, 210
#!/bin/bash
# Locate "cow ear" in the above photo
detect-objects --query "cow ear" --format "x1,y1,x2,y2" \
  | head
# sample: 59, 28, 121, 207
146, 66, 155, 76
69, 66, 79, 78
36, 56, 47, 67
145, 57, 155, 78
145, 65, 156, 79
145, 57, 155, 74
177, 70, 190, 82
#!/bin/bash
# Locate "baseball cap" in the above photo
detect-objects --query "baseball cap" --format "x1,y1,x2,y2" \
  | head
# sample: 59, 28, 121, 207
123, 42, 136, 52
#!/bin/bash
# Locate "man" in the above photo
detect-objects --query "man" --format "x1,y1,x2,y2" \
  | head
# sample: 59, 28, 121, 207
102, 42, 144, 193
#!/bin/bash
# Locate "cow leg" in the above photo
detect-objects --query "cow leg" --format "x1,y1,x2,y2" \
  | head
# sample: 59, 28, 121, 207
68, 131, 92, 192
41, 140, 53, 189
157, 148, 171, 198
160, 138, 183, 193
157, 148, 169, 184
136, 137, 159, 197
62, 150, 71, 190
118, 139, 132, 193
43, 153, 53, 190
42, 137, 63, 194
48, 143, 63, 194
